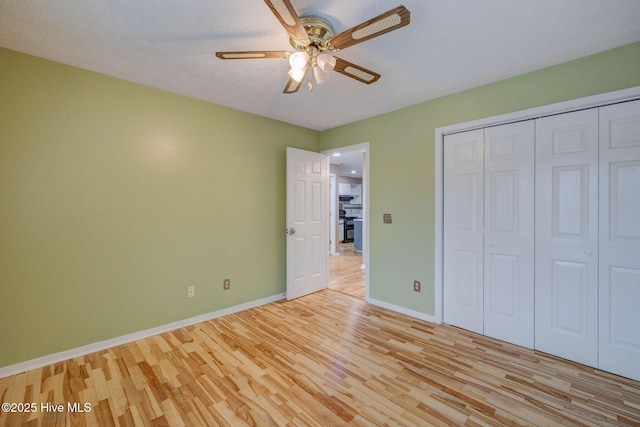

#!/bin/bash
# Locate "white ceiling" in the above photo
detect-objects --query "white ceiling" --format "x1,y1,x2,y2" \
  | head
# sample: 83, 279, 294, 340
1, 1, 640, 131
330, 150, 364, 179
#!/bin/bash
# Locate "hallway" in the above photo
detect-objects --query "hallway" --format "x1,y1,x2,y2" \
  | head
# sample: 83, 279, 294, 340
328, 242, 365, 299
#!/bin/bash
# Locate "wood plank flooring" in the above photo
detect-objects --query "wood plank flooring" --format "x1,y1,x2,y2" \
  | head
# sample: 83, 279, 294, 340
328, 243, 365, 299
2, 290, 640, 426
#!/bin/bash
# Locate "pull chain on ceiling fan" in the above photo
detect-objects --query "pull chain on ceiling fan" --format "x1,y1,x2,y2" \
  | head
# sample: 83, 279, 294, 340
216, 1, 411, 94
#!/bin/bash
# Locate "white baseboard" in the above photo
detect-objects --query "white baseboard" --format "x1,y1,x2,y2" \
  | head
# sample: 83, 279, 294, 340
0, 293, 285, 379
367, 298, 436, 323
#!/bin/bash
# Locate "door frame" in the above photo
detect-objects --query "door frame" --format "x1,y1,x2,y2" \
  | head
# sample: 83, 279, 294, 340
329, 173, 338, 256
323, 142, 371, 300
434, 85, 640, 324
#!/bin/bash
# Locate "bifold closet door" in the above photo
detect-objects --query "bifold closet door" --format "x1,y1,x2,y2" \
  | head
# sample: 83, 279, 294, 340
444, 129, 484, 334
445, 98, 639, 381
444, 122, 534, 345
483, 121, 534, 348
598, 100, 640, 381
535, 109, 599, 367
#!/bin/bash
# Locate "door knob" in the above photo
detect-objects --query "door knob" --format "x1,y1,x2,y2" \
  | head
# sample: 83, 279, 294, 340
584, 249, 593, 256
487, 241, 494, 247
287, 227, 296, 236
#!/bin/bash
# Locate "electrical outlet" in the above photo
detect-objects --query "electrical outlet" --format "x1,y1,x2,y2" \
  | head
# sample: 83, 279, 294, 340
187, 285, 195, 298
413, 280, 421, 292
383, 213, 392, 224
223, 279, 230, 290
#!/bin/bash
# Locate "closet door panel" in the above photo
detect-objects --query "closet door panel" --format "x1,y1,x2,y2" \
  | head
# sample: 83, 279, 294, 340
444, 129, 484, 334
598, 100, 640, 381
535, 109, 599, 367
483, 121, 535, 348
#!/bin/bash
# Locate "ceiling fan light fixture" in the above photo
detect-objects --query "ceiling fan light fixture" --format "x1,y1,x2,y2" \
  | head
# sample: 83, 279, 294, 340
288, 66, 307, 83
308, 52, 336, 85
313, 66, 331, 84
289, 51, 309, 70
316, 53, 336, 73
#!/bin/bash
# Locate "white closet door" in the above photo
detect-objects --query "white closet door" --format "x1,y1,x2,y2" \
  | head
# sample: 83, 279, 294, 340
483, 121, 535, 348
535, 109, 599, 367
598, 100, 640, 381
444, 129, 484, 334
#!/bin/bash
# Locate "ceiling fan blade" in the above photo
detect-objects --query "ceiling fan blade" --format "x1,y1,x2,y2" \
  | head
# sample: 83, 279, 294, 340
264, 0, 309, 41
327, 6, 410, 50
283, 68, 310, 94
333, 57, 380, 84
216, 51, 289, 60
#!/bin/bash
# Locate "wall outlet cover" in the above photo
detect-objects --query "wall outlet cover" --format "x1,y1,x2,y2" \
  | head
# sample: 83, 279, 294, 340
383, 213, 392, 224
223, 279, 230, 290
413, 280, 421, 292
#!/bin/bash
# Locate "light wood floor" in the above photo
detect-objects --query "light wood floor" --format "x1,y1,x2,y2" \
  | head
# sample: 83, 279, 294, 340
328, 243, 365, 299
2, 290, 639, 426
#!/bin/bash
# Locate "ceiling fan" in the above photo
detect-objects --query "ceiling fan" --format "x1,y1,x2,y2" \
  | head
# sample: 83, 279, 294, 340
216, 1, 411, 94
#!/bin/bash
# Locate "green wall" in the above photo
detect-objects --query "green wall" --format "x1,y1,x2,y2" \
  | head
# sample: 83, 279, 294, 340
2, 41, 640, 369
0, 48, 319, 367
319, 41, 640, 314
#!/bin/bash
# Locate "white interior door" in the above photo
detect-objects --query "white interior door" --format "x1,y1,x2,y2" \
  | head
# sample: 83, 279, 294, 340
286, 147, 329, 300
535, 109, 599, 367
483, 121, 535, 348
598, 100, 640, 381
443, 129, 484, 334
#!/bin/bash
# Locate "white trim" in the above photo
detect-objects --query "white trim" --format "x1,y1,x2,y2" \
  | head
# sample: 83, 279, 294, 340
0, 293, 285, 379
363, 144, 370, 300
368, 298, 436, 324
434, 85, 640, 324
329, 173, 338, 256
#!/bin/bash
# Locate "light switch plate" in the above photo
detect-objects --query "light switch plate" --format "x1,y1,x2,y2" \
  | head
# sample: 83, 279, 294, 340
383, 213, 392, 224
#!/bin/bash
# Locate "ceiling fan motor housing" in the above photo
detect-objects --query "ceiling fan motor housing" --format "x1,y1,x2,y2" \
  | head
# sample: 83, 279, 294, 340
290, 16, 335, 51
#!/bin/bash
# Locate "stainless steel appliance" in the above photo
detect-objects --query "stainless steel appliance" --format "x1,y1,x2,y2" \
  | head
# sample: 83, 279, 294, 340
343, 216, 355, 243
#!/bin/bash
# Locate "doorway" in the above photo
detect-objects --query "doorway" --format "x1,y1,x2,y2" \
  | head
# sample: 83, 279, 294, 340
323, 143, 370, 300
